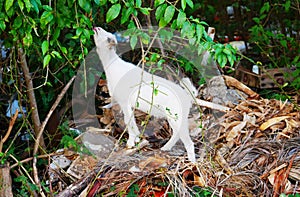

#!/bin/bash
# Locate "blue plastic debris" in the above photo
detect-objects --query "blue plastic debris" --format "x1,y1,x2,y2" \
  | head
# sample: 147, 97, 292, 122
113, 32, 129, 43
6, 99, 27, 118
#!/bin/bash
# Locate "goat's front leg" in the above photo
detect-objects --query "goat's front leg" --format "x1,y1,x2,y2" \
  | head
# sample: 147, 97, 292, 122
121, 104, 140, 147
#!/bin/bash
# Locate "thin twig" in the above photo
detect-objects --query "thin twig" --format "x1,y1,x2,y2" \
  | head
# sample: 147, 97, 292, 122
0, 110, 19, 152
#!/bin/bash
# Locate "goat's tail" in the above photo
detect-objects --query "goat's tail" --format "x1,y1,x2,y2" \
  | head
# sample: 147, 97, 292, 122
180, 77, 198, 98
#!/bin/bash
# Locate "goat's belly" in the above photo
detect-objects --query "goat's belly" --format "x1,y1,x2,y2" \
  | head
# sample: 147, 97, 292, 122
129, 83, 184, 119
113, 67, 192, 119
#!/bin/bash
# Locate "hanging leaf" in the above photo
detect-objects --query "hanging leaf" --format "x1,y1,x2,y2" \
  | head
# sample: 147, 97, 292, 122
40, 11, 54, 26
155, 4, 167, 21
79, 0, 91, 13
181, 0, 186, 10
177, 11, 186, 27
5, 0, 14, 13
164, 5, 175, 24
135, 0, 142, 8
154, 0, 165, 7
23, 33, 33, 46
23, 0, 32, 12
121, 7, 134, 24
186, 0, 194, 9
43, 54, 51, 68
18, 0, 24, 11
106, 4, 121, 23
130, 35, 138, 49
42, 41, 49, 55
196, 24, 204, 42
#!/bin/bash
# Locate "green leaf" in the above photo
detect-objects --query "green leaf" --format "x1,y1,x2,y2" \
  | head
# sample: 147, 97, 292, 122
158, 18, 168, 27
23, 33, 33, 46
181, 21, 194, 38
18, 0, 24, 11
79, 0, 91, 13
139, 7, 151, 15
260, 2, 270, 14
61, 47, 67, 54
154, 0, 165, 7
186, 0, 193, 9
51, 51, 62, 59
13, 15, 23, 29
252, 17, 260, 24
130, 35, 137, 49
155, 4, 167, 21
135, 0, 141, 7
223, 48, 232, 56
42, 5, 52, 11
99, 0, 107, 5
196, 24, 204, 42
177, 11, 186, 27
181, 0, 186, 10
141, 32, 150, 44
227, 54, 234, 67
164, 5, 175, 24
0, 21, 6, 31
53, 28, 61, 40
280, 40, 287, 48
284, 0, 291, 12
94, 0, 100, 5
106, 4, 121, 23
31, 0, 41, 13
40, 11, 54, 26
5, 0, 14, 13
24, 0, 32, 12
43, 54, 51, 68
121, 7, 134, 24
42, 41, 49, 55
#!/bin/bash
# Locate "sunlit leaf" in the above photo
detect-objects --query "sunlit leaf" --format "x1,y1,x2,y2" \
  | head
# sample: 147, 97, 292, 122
181, 0, 186, 10
106, 4, 121, 23
43, 54, 51, 68
23, 33, 33, 46
177, 11, 186, 27
186, 0, 193, 9
154, 0, 165, 7
79, 0, 91, 13
164, 5, 175, 24
135, 0, 141, 7
42, 41, 49, 55
5, 0, 14, 13
130, 35, 137, 49
155, 4, 167, 21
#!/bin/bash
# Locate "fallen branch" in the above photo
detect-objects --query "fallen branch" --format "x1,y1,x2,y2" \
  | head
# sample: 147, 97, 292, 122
196, 98, 230, 112
223, 75, 260, 99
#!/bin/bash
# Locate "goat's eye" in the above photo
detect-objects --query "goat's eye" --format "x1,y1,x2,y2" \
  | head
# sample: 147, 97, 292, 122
107, 37, 111, 42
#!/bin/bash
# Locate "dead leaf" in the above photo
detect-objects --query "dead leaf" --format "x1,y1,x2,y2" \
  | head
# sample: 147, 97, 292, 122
226, 121, 246, 142
139, 156, 168, 170
259, 116, 290, 131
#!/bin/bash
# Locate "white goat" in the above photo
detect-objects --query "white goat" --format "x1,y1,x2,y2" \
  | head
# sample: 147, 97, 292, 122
93, 27, 196, 162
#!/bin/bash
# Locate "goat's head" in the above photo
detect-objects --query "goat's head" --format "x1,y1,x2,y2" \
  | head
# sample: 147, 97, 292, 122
93, 27, 117, 51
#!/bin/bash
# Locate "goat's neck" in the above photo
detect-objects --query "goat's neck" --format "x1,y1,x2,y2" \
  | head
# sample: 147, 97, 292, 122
97, 49, 119, 70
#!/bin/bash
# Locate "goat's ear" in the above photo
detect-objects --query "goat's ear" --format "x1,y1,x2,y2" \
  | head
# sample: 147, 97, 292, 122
107, 37, 116, 49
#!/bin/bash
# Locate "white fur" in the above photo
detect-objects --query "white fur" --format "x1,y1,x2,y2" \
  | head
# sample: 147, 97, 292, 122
93, 27, 196, 162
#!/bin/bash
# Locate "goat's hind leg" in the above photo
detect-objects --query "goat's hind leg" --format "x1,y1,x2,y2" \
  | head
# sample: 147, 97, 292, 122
161, 118, 180, 151
179, 122, 196, 162
121, 104, 141, 147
